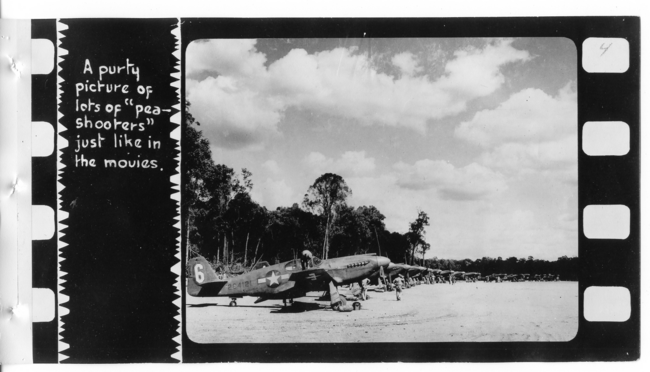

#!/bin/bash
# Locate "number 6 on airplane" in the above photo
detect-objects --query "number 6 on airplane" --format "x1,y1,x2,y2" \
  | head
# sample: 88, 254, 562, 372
194, 264, 205, 283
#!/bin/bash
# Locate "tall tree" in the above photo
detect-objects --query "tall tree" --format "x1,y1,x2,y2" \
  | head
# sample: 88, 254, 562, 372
182, 100, 218, 258
302, 173, 352, 259
418, 242, 431, 264
223, 192, 266, 267
356, 205, 386, 256
406, 210, 429, 265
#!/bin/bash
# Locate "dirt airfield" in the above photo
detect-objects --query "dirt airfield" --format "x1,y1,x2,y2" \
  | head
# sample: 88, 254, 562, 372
187, 281, 578, 343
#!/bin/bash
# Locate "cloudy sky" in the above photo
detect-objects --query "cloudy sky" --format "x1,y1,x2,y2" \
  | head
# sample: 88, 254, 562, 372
186, 37, 577, 260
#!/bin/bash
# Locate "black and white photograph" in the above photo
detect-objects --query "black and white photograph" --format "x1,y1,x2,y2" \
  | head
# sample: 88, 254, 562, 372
183, 37, 579, 343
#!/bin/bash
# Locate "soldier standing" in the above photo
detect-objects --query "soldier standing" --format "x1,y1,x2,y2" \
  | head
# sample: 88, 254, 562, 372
360, 277, 370, 300
393, 275, 405, 301
301, 250, 313, 270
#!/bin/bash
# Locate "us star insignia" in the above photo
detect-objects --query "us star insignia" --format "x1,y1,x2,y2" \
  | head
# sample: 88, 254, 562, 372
266, 270, 281, 287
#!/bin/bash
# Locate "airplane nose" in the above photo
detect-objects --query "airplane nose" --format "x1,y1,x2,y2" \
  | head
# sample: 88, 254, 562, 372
377, 256, 391, 268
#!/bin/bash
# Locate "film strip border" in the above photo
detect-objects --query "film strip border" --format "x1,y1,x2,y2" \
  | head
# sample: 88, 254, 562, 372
31, 19, 58, 363
31, 19, 182, 363
170, 19, 183, 362
55, 19, 68, 362
577, 32, 640, 355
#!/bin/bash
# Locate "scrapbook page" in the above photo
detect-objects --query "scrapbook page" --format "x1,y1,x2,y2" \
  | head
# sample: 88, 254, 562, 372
0, 16, 640, 364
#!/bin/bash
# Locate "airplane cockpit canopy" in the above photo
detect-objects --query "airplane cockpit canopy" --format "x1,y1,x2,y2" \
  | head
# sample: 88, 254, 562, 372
251, 261, 270, 270
284, 259, 301, 271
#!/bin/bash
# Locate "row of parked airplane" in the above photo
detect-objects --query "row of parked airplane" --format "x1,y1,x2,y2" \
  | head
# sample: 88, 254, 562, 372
186, 254, 559, 312
480, 273, 561, 282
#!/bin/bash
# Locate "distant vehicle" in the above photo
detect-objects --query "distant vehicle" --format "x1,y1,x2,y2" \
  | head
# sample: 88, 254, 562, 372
517, 273, 530, 281
187, 253, 390, 311
484, 273, 506, 282
505, 274, 518, 282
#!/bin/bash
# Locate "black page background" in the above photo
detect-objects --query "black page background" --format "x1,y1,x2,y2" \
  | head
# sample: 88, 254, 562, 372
56, 19, 180, 363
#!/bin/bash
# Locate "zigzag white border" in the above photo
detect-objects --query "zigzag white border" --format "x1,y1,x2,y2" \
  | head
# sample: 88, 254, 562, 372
55, 19, 70, 363
170, 18, 183, 363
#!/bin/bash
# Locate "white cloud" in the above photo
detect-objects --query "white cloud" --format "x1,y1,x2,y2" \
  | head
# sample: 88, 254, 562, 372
392, 52, 422, 76
262, 160, 281, 175
393, 159, 507, 200
437, 39, 531, 99
251, 178, 294, 210
343, 157, 507, 231
346, 174, 421, 233
186, 39, 531, 149
455, 83, 576, 148
187, 76, 284, 149
186, 39, 267, 79
304, 151, 376, 176
347, 171, 577, 259
455, 82, 577, 176
478, 136, 577, 176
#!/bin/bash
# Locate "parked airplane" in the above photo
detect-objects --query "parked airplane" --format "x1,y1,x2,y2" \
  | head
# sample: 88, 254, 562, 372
187, 253, 391, 310
368, 262, 406, 283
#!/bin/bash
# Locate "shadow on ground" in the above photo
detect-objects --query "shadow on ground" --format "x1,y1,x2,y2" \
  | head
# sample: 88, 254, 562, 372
270, 301, 325, 313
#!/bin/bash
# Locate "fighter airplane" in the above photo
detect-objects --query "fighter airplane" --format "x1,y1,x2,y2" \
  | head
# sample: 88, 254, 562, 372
436, 270, 452, 283
397, 264, 425, 286
187, 253, 390, 311
463, 272, 480, 282
368, 262, 406, 283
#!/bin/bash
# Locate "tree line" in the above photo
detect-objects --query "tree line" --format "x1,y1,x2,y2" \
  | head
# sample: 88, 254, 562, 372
183, 102, 578, 280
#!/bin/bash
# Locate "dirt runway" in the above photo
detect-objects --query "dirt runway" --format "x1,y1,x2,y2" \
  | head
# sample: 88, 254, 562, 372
186, 281, 578, 343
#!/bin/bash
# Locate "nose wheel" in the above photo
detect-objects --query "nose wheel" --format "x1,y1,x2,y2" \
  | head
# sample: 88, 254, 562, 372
331, 297, 347, 311
229, 298, 238, 307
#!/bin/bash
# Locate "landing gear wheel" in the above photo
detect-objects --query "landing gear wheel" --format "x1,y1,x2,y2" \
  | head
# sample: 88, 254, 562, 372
331, 297, 347, 311
353, 302, 362, 310
366, 295, 370, 300
229, 300, 237, 307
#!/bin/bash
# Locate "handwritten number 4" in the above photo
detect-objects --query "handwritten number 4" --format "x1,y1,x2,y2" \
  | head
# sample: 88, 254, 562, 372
600, 43, 613, 56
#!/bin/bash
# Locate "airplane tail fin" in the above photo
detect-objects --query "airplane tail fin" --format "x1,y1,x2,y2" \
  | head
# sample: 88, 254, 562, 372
187, 255, 220, 296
